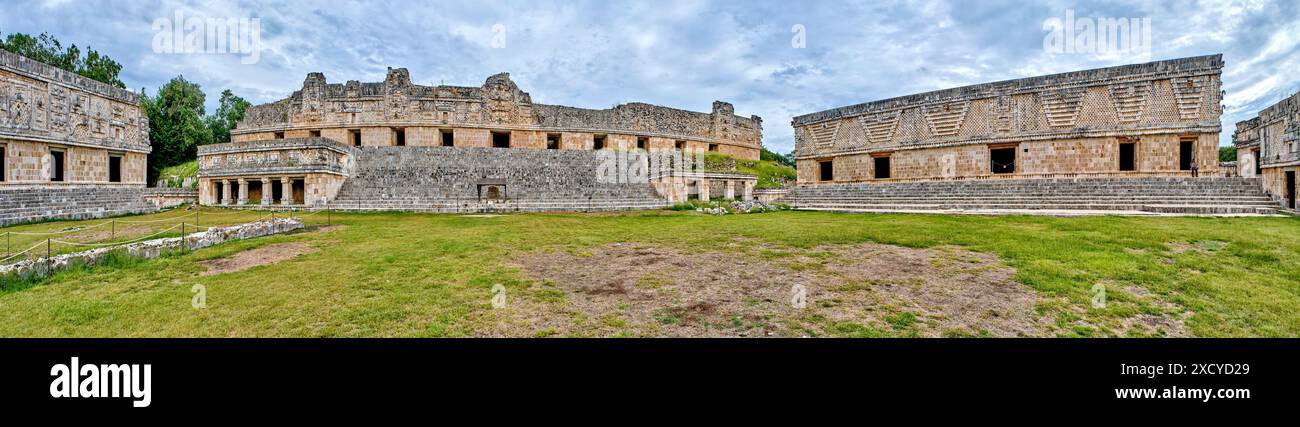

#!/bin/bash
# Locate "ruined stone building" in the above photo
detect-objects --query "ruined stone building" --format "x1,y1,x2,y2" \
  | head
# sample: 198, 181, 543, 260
198, 69, 763, 210
782, 55, 1279, 215
1234, 91, 1300, 210
0, 50, 153, 226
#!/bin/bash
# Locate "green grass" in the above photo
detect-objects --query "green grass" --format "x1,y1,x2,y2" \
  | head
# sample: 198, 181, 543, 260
0, 209, 1296, 337
157, 160, 199, 188
704, 153, 797, 189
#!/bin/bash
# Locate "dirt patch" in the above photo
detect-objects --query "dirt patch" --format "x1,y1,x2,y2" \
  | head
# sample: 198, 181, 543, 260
498, 242, 1071, 338
199, 242, 318, 275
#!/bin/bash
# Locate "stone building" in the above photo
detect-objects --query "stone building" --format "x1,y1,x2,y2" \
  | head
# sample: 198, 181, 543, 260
791, 55, 1224, 183
781, 55, 1280, 215
198, 69, 762, 210
1234, 91, 1300, 210
0, 50, 153, 226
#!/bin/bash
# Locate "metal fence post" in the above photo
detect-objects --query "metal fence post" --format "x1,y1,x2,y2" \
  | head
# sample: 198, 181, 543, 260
5, 232, 9, 259
46, 238, 51, 276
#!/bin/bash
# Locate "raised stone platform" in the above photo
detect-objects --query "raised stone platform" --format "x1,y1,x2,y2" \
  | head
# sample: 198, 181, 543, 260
0, 186, 158, 227
783, 177, 1279, 216
327, 146, 670, 212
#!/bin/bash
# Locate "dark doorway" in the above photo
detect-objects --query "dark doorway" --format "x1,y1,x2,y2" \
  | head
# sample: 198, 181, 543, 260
108, 155, 122, 182
441, 129, 454, 147
292, 179, 306, 204
1119, 143, 1136, 171
350, 129, 361, 147
636, 136, 648, 151
990, 148, 1016, 174
546, 133, 560, 150
214, 181, 223, 203
1287, 171, 1296, 210
873, 156, 891, 179
393, 128, 405, 146
492, 131, 511, 148
819, 160, 834, 181
272, 179, 284, 203
594, 135, 606, 150
0, 145, 6, 182
1179, 139, 1194, 170
50, 150, 65, 181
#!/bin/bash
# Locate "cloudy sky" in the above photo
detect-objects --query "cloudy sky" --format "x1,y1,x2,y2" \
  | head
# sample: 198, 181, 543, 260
6, 0, 1299, 152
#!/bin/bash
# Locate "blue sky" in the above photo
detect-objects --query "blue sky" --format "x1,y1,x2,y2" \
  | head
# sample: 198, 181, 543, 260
7, 0, 1299, 152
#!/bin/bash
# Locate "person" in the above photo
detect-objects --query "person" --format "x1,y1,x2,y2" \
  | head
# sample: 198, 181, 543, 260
1190, 159, 1199, 177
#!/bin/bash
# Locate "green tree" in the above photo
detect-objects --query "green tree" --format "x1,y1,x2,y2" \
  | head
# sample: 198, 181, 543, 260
144, 76, 210, 183
0, 30, 124, 88
1219, 146, 1237, 162
761, 147, 795, 168
206, 90, 251, 144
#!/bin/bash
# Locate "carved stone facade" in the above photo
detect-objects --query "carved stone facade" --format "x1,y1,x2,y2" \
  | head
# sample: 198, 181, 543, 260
232, 68, 763, 159
792, 55, 1224, 184
1234, 91, 1300, 209
202, 68, 764, 209
0, 50, 153, 225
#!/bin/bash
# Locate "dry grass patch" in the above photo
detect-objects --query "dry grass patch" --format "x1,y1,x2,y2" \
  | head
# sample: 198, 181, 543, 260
501, 242, 1083, 337
199, 242, 319, 276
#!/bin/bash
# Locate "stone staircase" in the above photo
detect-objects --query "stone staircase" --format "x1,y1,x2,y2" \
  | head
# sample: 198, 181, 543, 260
327, 146, 670, 212
0, 187, 158, 227
782, 177, 1280, 215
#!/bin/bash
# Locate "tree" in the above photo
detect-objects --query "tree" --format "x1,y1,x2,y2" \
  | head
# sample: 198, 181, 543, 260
761, 147, 795, 168
206, 90, 251, 144
0, 30, 125, 88
1219, 146, 1237, 162
144, 76, 210, 183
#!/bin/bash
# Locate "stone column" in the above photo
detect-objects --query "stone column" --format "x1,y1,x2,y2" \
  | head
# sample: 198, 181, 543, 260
237, 178, 248, 205
697, 179, 711, 201
221, 179, 234, 205
724, 180, 736, 200
742, 181, 754, 202
280, 177, 293, 206
260, 177, 274, 205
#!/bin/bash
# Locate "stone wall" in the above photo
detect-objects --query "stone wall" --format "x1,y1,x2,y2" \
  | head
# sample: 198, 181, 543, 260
0, 218, 302, 280
0, 50, 152, 225
0, 186, 156, 227
231, 69, 762, 160
792, 55, 1223, 183
1234, 91, 1299, 202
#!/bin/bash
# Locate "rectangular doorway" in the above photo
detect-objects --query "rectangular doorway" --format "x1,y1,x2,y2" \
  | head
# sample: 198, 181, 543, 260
1179, 139, 1194, 170
873, 156, 891, 179
818, 160, 834, 182
50, 150, 65, 181
1287, 171, 1296, 210
492, 131, 511, 148
1119, 143, 1135, 171
990, 147, 1016, 174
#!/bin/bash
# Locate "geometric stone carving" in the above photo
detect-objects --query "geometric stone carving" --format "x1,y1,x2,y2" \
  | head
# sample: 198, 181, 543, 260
832, 116, 867, 149
807, 121, 840, 148
1109, 82, 1151, 123
1172, 76, 1207, 120
922, 101, 968, 136
858, 110, 900, 144
1040, 87, 1086, 128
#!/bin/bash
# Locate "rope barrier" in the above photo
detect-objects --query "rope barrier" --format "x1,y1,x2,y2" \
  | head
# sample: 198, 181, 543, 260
115, 212, 197, 224
51, 223, 184, 248
4, 220, 113, 236
0, 240, 48, 264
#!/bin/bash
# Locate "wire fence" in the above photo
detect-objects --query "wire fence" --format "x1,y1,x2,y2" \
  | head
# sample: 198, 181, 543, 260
1, 207, 336, 267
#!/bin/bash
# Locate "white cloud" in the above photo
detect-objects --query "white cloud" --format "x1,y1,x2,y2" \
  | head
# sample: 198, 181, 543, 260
2, 0, 1295, 152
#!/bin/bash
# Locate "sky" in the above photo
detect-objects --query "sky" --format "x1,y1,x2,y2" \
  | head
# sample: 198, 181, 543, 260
6, 0, 1299, 153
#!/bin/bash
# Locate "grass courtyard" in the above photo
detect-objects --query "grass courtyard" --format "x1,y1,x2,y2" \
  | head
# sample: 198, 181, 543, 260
0, 208, 1297, 337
